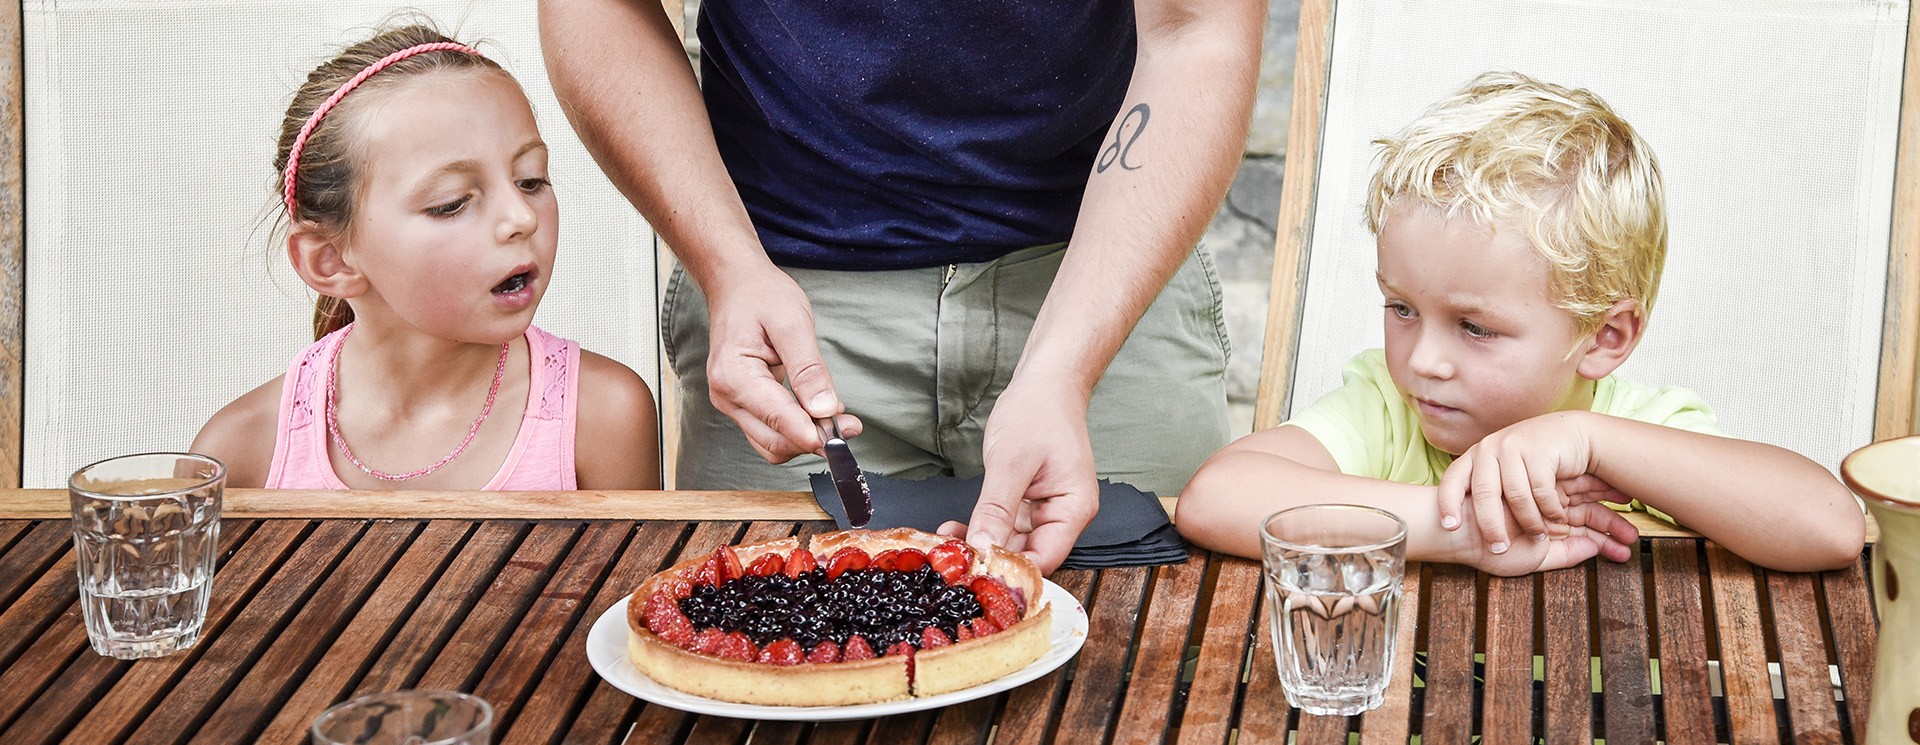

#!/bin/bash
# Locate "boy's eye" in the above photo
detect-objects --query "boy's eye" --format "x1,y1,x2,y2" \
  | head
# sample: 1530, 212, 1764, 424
1460, 319, 1497, 339
517, 177, 550, 193
1384, 302, 1415, 319
427, 195, 470, 217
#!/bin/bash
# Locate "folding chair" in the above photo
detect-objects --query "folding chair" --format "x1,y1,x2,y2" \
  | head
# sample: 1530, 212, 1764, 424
1256, 0, 1919, 473
6, 1, 664, 487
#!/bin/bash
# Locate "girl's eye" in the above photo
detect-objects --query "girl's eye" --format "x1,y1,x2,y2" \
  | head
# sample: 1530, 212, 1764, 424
517, 178, 551, 193
427, 195, 470, 217
1384, 302, 1415, 319
1460, 320, 1497, 339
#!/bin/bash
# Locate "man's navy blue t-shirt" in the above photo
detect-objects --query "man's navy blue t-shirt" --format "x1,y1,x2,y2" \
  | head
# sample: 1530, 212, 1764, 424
698, 1, 1137, 270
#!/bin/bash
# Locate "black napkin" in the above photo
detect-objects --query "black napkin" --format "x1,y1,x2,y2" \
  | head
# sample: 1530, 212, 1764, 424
809, 471, 1189, 569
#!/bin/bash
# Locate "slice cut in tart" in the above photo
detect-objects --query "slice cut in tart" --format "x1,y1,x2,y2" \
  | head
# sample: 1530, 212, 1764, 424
626, 527, 1052, 705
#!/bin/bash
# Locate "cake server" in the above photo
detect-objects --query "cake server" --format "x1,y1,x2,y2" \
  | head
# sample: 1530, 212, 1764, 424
820, 418, 873, 528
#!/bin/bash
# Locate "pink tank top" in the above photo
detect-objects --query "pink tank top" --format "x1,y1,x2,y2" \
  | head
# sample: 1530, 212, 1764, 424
265, 325, 580, 490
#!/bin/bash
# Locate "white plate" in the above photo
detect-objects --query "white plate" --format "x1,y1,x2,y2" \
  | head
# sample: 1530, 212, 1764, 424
586, 579, 1089, 721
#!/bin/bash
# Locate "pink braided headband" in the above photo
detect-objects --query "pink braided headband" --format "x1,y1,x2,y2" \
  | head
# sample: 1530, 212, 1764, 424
282, 41, 483, 215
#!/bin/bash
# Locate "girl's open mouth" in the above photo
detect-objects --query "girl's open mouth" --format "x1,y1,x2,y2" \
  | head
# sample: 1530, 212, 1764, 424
492, 271, 532, 295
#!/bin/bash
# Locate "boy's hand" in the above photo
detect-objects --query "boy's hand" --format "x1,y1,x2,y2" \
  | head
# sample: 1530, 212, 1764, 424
1467, 500, 1639, 577
1436, 411, 1598, 553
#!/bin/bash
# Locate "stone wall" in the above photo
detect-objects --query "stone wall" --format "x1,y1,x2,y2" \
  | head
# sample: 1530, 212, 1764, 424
678, 0, 1303, 434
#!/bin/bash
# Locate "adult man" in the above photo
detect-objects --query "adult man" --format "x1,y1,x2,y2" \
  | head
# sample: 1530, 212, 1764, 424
541, 0, 1261, 573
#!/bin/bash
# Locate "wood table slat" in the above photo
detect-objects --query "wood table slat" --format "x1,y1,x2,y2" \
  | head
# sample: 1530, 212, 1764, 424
1707, 544, 1781, 745
1237, 565, 1292, 745
994, 569, 1095, 744
866, 712, 935, 744
91, 520, 363, 745
805, 719, 871, 745
255, 520, 475, 745
1175, 557, 1261, 745
568, 521, 743, 745
745, 720, 810, 745
1650, 540, 1716, 745
1422, 564, 1479, 745
349, 521, 527, 696
925, 695, 997, 745
0, 520, 30, 558
1359, 562, 1422, 745
0, 522, 70, 609
1596, 548, 1656, 745
1112, 552, 1207, 744
1765, 572, 1842, 744
188, 520, 421, 744
413, 522, 582, 694
0, 543, 76, 670
683, 713, 753, 744
1542, 566, 1593, 745
1053, 567, 1151, 742
1295, 712, 1353, 744
0, 520, 262, 739
1480, 573, 1535, 745
1821, 558, 1876, 744
499, 521, 686, 745
472, 521, 633, 734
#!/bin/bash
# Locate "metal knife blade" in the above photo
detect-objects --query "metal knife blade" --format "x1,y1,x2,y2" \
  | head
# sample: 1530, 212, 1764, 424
821, 418, 873, 528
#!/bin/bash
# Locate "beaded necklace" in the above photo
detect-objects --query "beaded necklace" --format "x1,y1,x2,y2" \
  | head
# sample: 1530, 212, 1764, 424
325, 325, 511, 481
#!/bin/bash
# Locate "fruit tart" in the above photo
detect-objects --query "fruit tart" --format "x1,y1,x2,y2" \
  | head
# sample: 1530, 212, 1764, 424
626, 527, 1052, 706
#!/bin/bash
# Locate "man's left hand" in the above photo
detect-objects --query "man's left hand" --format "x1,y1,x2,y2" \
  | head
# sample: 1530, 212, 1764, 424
938, 377, 1098, 574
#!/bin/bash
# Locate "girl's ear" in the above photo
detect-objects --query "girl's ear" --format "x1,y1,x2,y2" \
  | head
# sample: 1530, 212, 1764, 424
1575, 299, 1645, 380
287, 222, 367, 300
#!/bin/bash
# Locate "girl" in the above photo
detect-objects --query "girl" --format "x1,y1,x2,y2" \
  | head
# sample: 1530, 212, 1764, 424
194, 25, 660, 490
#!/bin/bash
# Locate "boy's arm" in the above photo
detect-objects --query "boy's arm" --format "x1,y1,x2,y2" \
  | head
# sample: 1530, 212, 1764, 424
1176, 425, 1638, 575
1578, 412, 1864, 572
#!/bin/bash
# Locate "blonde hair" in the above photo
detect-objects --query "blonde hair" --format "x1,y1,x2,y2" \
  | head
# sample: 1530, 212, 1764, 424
1366, 71, 1667, 334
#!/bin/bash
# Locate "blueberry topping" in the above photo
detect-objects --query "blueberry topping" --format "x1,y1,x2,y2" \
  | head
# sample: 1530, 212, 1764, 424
678, 565, 983, 649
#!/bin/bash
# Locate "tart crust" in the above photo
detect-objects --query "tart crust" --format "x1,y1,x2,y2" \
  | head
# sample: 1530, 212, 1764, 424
626, 528, 1053, 705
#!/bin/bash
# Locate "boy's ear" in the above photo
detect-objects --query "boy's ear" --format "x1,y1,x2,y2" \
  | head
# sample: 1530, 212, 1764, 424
286, 223, 367, 300
1576, 299, 1645, 380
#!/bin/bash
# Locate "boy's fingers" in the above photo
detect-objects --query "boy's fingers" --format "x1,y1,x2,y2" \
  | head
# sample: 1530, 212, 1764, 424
1435, 457, 1470, 530
1500, 453, 1547, 538
1526, 454, 1568, 526
1469, 452, 1511, 552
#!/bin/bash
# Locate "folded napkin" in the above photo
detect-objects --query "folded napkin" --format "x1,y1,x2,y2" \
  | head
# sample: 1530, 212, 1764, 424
809, 471, 1189, 569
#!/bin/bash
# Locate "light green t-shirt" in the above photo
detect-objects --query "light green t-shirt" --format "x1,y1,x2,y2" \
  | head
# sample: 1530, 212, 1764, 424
1285, 349, 1725, 523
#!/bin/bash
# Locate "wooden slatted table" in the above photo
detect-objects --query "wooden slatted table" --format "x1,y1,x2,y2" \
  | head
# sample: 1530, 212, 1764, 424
0, 491, 1880, 744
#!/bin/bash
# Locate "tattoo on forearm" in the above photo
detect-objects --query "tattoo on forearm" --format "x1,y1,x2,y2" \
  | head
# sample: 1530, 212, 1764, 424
1096, 103, 1150, 173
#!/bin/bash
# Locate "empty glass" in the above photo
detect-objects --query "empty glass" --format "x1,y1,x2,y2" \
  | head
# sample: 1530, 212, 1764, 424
69, 452, 224, 660
1261, 504, 1408, 715
311, 690, 493, 745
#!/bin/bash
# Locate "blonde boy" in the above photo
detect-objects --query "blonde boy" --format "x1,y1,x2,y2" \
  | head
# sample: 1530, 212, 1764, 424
1176, 72, 1863, 574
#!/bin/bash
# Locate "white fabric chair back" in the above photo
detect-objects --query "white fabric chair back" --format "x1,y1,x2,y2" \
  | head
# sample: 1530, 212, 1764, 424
1284, 0, 1909, 471
23, 1, 658, 487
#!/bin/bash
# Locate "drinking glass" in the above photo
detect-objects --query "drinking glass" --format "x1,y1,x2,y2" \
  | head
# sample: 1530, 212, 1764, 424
1260, 504, 1408, 715
69, 452, 224, 660
311, 691, 493, 745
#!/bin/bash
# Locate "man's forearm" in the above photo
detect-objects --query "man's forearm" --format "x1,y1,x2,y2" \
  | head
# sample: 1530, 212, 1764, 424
1016, 2, 1263, 395
537, 0, 773, 291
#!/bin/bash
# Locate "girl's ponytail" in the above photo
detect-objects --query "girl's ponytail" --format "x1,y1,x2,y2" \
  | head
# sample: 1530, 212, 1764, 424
313, 296, 354, 339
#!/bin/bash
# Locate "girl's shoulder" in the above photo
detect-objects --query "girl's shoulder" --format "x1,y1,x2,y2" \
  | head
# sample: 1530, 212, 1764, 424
571, 348, 660, 489
191, 374, 286, 488
576, 349, 655, 419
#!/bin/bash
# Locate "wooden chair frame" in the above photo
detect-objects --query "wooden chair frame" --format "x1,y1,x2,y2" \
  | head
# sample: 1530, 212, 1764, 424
1254, 0, 1920, 443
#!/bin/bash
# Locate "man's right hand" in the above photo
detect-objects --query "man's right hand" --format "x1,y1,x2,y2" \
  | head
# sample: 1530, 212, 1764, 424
702, 267, 861, 463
